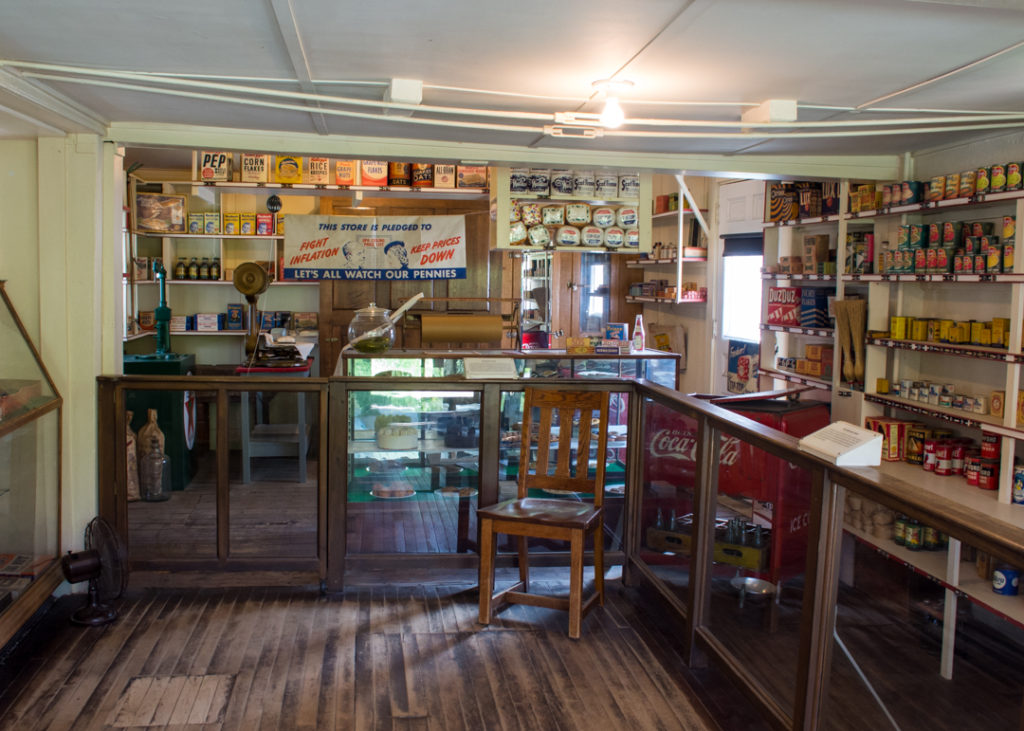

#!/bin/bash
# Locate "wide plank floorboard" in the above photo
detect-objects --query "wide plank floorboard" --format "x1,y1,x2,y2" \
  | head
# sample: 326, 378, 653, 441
0, 580, 718, 731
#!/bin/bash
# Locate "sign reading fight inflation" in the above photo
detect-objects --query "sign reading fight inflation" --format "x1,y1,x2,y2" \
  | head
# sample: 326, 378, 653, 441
283, 214, 467, 281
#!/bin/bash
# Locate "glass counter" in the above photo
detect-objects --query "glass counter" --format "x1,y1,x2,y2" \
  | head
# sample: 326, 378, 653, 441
0, 281, 63, 646
338, 348, 680, 389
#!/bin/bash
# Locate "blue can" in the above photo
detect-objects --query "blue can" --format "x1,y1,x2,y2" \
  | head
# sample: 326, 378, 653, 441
1013, 465, 1024, 505
992, 566, 1020, 596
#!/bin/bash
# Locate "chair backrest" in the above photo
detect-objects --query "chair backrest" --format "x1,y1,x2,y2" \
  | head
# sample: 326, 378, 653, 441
517, 388, 611, 504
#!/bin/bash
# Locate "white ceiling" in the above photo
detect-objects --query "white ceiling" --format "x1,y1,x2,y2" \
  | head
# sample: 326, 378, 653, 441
1, 0, 1023, 170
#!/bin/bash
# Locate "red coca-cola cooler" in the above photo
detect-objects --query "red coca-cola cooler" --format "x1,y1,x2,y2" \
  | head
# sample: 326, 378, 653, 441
643, 397, 829, 584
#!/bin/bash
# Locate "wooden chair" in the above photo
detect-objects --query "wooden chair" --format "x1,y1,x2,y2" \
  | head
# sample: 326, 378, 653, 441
477, 387, 610, 639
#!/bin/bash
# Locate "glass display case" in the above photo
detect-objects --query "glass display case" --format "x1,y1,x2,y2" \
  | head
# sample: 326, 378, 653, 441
0, 281, 63, 647
338, 349, 680, 390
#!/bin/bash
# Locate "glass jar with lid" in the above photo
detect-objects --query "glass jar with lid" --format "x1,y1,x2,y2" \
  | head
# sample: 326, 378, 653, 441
347, 302, 394, 353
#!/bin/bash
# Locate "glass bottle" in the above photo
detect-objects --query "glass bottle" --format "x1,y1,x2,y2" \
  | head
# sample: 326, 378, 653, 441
187, 257, 199, 280
210, 257, 221, 281
199, 257, 210, 280
139, 435, 171, 501
173, 257, 187, 280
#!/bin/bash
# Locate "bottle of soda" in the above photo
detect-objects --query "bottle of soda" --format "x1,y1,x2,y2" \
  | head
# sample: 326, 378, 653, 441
174, 257, 187, 280
188, 257, 199, 280
210, 257, 221, 281
199, 257, 210, 280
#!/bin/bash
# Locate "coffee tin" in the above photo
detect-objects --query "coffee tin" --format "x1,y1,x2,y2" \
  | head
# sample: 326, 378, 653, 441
509, 168, 530, 193
1013, 464, 1024, 504
595, 173, 618, 199
992, 566, 1020, 595
618, 173, 640, 199
529, 169, 551, 195
550, 169, 574, 198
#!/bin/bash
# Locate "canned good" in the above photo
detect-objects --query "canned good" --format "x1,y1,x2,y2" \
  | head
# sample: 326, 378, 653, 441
572, 170, 596, 198
1013, 464, 1024, 504
509, 168, 530, 193
905, 521, 923, 551
387, 161, 411, 186
893, 515, 907, 546
951, 441, 967, 474
594, 172, 618, 199
966, 453, 982, 486
550, 169, 573, 197
890, 316, 909, 339
981, 432, 1001, 460
992, 565, 1020, 595
529, 168, 551, 195
935, 441, 953, 475
979, 459, 999, 490
923, 525, 940, 551
923, 439, 938, 472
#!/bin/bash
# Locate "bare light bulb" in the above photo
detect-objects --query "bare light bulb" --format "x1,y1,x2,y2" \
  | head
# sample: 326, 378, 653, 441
600, 96, 625, 128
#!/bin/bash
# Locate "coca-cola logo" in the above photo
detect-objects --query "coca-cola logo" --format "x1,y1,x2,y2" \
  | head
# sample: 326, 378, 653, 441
648, 428, 742, 466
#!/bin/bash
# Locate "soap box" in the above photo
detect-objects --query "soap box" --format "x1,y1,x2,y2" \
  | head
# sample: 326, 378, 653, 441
766, 287, 802, 327
199, 151, 232, 182
456, 166, 488, 188
240, 153, 270, 183
196, 313, 224, 332
225, 304, 245, 330
169, 315, 188, 332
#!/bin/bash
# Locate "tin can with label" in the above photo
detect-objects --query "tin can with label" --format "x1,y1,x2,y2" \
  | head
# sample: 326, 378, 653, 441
1012, 464, 1024, 504
572, 170, 596, 198
388, 162, 411, 186
923, 439, 939, 472
904, 521, 923, 551
951, 441, 968, 474
966, 453, 982, 486
923, 525, 940, 551
981, 432, 1001, 460
906, 426, 929, 466
410, 163, 434, 188
893, 515, 907, 546
992, 565, 1020, 595
935, 441, 954, 475
979, 459, 999, 490
890, 316, 908, 339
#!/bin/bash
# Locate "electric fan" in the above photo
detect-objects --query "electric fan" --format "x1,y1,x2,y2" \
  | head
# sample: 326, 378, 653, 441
60, 516, 129, 626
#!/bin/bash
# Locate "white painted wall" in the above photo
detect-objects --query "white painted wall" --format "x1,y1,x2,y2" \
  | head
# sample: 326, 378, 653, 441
912, 130, 1024, 181
0, 140, 41, 340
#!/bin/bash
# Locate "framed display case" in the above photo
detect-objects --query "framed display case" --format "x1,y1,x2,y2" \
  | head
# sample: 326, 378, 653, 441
0, 281, 63, 647
337, 348, 680, 390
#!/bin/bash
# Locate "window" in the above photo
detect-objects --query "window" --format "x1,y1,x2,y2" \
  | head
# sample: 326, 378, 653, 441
721, 233, 764, 343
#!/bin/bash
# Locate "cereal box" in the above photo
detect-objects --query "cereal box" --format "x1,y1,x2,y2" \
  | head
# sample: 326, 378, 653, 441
240, 153, 270, 183
456, 165, 487, 188
307, 156, 330, 185
239, 213, 256, 235
335, 160, 358, 186
199, 151, 231, 182
360, 161, 388, 186
434, 164, 456, 189
275, 155, 303, 184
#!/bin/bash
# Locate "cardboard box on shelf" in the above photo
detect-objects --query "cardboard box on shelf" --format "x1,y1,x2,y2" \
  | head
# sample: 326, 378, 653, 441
196, 313, 224, 332
240, 153, 270, 183
766, 287, 801, 327
802, 234, 830, 270
199, 151, 232, 182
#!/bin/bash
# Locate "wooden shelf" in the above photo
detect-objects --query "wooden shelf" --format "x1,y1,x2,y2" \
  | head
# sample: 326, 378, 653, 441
866, 336, 1024, 363
169, 331, 246, 337
123, 332, 152, 342
652, 208, 707, 220
848, 188, 1024, 219
626, 256, 706, 268
864, 393, 1001, 431
761, 324, 834, 338
510, 193, 639, 205
132, 231, 284, 240
626, 295, 706, 304
845, 523, 951, 588
764, 214, 842, 228
139, 179, 490, 200
761, 272, 837, 283
758, 366, 832, 391
843, 272, 1024, 284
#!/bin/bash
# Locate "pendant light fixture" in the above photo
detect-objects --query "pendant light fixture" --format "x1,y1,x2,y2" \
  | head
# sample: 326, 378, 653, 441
592, 78, 633, 129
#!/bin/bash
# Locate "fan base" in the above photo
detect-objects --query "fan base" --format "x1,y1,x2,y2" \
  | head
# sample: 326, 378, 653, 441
70, 603, 118, 627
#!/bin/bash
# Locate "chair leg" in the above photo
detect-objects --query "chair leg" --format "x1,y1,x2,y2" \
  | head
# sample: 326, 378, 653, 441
568, 529, 584, 639
517, 534, 530, 594
478, 517, 495, 626
593, 519, 605, 606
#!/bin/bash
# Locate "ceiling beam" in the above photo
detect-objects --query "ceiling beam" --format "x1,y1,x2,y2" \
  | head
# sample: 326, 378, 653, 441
267, 0, 329, 135
107, 121, 902, 181
0, 67, 106, 134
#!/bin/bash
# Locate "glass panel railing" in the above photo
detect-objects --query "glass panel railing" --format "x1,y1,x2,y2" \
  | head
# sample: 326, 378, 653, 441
0, 409, 59, 606
229, 387, 318, 558
703, 435, 814, 717
347, 388, 481, 554
637, 398, 699, 603
126, 388, 215, 559
823, 490, 1024, 730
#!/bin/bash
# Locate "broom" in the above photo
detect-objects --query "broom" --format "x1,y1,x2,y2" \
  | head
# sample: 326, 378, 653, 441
848, 299, 867, 384
833, 300, 854, 383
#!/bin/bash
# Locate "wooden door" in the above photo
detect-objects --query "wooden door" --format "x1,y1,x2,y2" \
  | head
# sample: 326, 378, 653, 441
317, 195, 490, 374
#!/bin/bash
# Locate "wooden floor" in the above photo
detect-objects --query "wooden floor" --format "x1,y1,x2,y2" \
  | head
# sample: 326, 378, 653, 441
0, 576, 738, 731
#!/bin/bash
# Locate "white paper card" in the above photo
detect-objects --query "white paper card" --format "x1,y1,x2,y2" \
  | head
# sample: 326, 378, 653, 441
798, 421, 882, 466
463, 358, 519, 380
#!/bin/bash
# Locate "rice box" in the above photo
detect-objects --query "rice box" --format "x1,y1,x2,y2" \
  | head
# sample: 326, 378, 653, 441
307, 157, 330, 185
240, 153, 270, 183
766, 287, 801, 327
199, 151, 232, 182
274, 156, 303, 184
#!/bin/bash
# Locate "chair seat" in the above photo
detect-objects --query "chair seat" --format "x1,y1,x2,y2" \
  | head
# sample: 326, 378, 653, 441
477, 497, 601, 529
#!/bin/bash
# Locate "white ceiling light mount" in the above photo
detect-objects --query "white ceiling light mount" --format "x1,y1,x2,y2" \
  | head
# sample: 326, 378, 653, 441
592, 78, 633, 129
384, 78, 423, 117
741, 99, 798, 124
